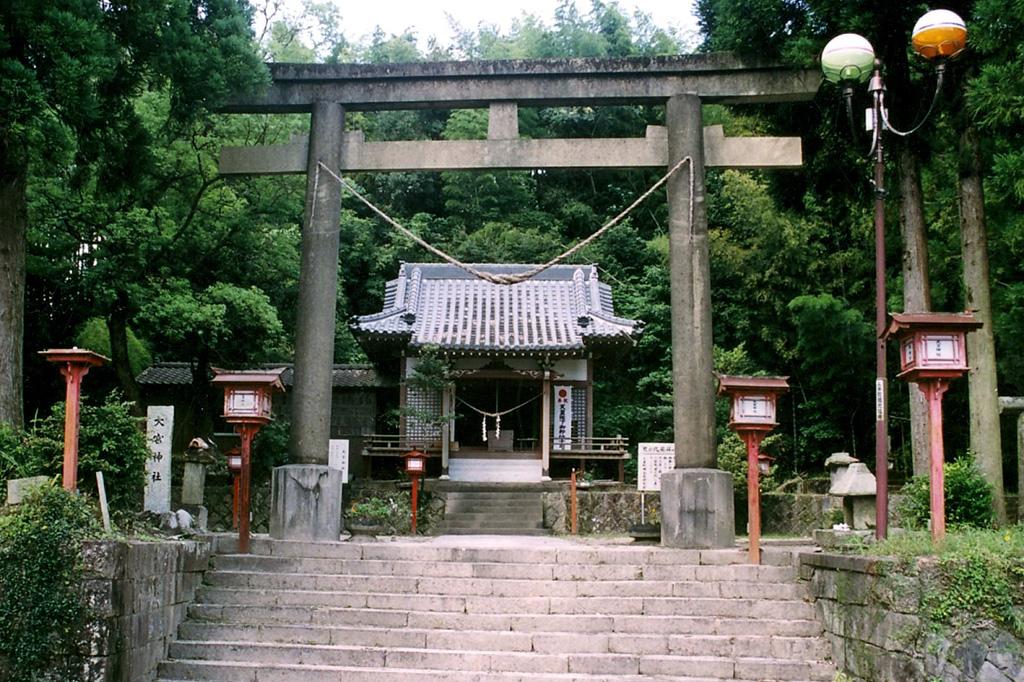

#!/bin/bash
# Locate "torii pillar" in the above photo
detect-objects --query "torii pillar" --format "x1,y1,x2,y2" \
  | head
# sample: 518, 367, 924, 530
660, 94, 734, 548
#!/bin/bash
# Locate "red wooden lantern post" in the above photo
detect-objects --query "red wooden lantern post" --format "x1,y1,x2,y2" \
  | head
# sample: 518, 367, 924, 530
212, 369, 285, 553
883, 313, 981, 542
404, 449, 427, 534
39, 348, 109, 492
717, 375, 789, 564
225, 447, 243, 529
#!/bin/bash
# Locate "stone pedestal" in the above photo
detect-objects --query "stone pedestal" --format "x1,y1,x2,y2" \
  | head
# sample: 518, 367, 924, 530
661, 468, 735, 548
270, 464, 344, 541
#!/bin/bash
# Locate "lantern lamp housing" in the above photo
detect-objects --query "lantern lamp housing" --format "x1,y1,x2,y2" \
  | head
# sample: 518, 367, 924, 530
404, 449, 427, 474
821, 33, 875, 84
912, 9, 967, 60
883, 312, 981, 382
717, 375, 790, 431
757, 453, 775, 476
226, 448, 243, 474
212, 369, 285, 424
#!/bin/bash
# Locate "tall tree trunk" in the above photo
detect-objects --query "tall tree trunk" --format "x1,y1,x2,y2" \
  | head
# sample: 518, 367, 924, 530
0, 147, 26, 429
107, 304, 143, 415
958, 123, 1006, 524
897, 144, 932, 477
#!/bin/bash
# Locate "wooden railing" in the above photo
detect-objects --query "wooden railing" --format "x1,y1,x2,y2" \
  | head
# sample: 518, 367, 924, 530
362, 434, 442, 456
550, 436, 629, 459
362, 434, 628, 459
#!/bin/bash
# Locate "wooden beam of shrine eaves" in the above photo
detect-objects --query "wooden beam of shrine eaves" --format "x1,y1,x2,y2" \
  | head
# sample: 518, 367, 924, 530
220, 54, 821, 113
219, 125, 803, 175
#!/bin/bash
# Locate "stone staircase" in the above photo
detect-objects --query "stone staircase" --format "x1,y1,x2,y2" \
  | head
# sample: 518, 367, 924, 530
440, 485, 548, 535
157, 535, 835, 681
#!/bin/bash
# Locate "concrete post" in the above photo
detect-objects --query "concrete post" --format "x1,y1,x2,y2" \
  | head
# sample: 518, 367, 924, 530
666, 94, 716, 468
661, 94, 734, 548
290, 101, 344, 465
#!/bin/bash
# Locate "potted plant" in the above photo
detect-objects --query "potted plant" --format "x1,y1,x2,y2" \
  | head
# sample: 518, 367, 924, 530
346, 497, 390, 536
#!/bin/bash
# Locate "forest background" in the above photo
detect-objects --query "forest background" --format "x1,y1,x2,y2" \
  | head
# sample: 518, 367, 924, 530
2, 0, 1022, 510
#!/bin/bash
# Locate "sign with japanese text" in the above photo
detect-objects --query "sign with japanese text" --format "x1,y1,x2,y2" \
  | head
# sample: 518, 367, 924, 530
553, 385, 572, 450
638, 442, 675, 492
145, 405, 174, 512
329, 439, 350, 482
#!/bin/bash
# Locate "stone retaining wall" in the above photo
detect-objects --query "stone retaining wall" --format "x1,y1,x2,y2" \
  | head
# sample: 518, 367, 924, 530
78, 538, 210, 681
800, 552, 1023, 681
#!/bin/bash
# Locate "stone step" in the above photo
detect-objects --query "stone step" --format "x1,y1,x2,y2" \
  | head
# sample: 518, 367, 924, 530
444, 492, 543, 500
441, 514, 543, 525
158, 658, 777, 682
208, 536, 801, 568
209, 554, 799, 582
177, 622, 831, 659
203, 571, 806, 599
440, 522, 552, 532
194, 585, 817, 619
188, 604, 825, 637
165, 641, 833, 679
441, 510, 543, 521
186, 602, 823, 634
441, 520, 545, 530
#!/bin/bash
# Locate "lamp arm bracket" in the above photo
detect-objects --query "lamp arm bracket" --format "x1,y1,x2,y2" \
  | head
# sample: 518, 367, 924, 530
878, 63, 947, 138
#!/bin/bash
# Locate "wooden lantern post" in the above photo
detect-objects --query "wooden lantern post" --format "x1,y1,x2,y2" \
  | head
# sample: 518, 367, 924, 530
717, 375, 789, 564
39, 348, 109, 492
404, 449, 427, 534
225, 447, 243, 529
883, 313, 981, 541
212, 369, 285, 553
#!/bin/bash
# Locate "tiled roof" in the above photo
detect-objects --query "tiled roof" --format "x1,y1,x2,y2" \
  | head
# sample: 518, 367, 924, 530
136, 362, 387, 388
351, 263, 642, 354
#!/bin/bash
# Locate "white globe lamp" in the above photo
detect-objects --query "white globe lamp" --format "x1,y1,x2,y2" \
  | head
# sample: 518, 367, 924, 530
821, 33, 875, 84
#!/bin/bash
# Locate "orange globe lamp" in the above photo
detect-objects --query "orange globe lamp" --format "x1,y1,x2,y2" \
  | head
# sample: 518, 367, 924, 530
912, 9, 967, 60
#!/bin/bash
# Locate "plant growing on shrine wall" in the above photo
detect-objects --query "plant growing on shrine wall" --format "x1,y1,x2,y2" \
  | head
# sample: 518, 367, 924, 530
399, 345, 457, 435
896, 457, 995, 530
0, 484, 101, 680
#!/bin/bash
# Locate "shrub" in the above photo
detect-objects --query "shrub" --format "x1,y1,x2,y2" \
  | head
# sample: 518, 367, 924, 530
897, 457, 995, 530
0, 484, 101, 679
17, 394, 149, 514
348, 497, 392, 523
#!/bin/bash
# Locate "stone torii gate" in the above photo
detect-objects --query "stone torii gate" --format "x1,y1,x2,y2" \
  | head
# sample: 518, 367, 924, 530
217, 55, 820, 546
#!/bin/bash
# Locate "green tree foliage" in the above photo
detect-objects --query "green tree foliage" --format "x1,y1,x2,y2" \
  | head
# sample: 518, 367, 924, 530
0, 484, 101, 679
1, 0, 267, 426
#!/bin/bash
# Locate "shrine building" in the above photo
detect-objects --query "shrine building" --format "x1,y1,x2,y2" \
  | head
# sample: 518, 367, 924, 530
351, 262, 642, 483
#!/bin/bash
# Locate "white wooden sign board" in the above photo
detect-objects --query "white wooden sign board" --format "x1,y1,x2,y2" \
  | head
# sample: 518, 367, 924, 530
638, 442, 675, 492
144, 405, 174, 512
329, 439, 350, 481
553, 385, 572, 450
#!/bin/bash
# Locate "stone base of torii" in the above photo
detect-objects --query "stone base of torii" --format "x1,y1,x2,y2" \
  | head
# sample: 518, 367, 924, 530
216, 56, 820, 547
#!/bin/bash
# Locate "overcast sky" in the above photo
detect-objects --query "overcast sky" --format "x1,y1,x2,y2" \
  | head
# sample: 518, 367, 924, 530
274, 0, 700, 50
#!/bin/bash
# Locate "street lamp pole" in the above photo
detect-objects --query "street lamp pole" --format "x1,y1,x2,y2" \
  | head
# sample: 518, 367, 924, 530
869, 61, 890, 540
821, 10, 968, 540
